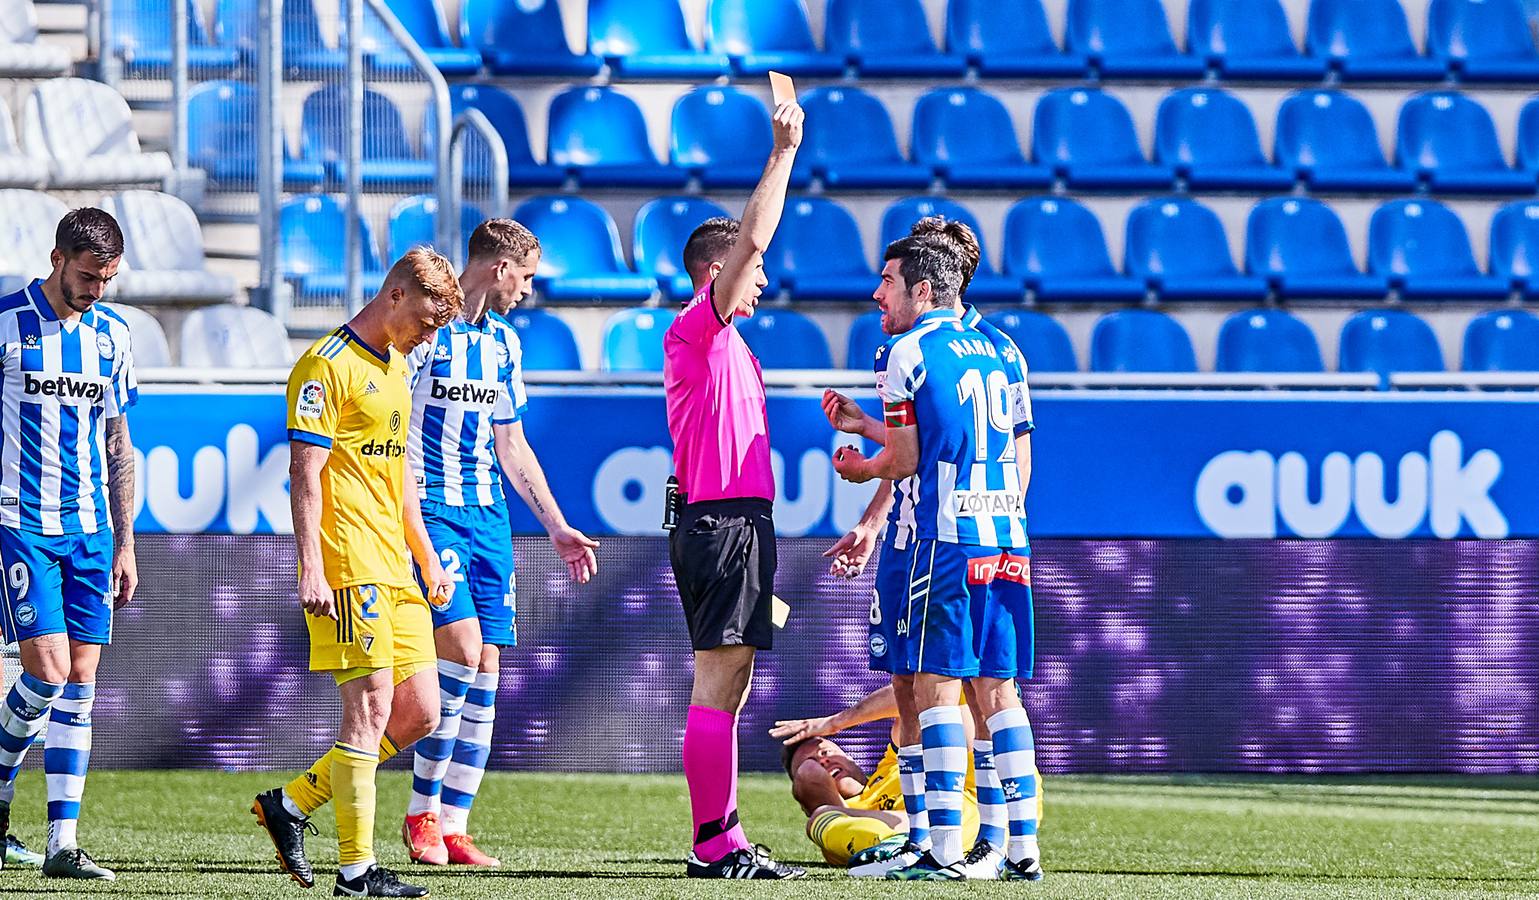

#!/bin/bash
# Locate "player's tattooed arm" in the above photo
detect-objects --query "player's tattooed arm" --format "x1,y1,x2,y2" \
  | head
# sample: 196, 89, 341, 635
105, 415, 138, 608
495, 422, 598, 584
289, 442, 335, 619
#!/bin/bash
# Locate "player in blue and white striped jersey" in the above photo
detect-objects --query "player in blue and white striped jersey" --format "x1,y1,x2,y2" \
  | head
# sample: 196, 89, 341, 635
832, 233, 1041, 882
401, 219, 598, 869
0, 209, 138, 882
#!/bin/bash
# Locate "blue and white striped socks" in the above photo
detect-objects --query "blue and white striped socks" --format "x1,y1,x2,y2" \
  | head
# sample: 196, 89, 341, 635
918, 705, 967, 867
441, 670, 497, 835
987, 707, 1040, 865
972, 739, 1007, 850
896, 744, 930, 851
44, 682, 93, 856
408, 660, 476, 816
0, 673, 64, 805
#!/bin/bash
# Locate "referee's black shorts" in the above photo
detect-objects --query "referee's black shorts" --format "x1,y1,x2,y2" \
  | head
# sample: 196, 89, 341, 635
669, 497, 776, 651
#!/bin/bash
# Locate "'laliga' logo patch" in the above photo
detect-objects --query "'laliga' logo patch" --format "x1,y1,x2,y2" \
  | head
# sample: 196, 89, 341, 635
96, 331, 114, 358
14, 603, 36, 627
296, 380, 324, 418
869, 634, 887, 657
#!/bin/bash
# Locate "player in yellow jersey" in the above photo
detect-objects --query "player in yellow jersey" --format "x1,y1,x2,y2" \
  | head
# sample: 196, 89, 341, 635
772, 686, 983, 875
250, 248, 463, 898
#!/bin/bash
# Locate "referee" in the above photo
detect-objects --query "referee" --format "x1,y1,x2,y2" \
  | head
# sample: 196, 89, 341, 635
663, 98, 804, 881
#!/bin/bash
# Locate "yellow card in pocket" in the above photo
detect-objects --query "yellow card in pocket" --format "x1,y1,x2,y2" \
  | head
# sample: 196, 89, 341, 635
769, 71, 796, 107
772, 594, 791, 629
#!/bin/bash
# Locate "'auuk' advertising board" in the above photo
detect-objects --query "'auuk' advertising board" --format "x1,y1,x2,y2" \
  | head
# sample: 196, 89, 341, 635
125, 389, 1539, 539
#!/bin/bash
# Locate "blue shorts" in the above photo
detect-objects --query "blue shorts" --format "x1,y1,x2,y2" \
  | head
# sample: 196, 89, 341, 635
0, 526, 113, 645
417, 500, 518, 647
869, 540, 1032, 679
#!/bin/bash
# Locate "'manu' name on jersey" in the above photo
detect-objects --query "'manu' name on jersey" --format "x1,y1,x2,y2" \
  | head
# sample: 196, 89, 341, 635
875, 308, 1028, 550
406, 313, 527, 508
0, 281, 136, 535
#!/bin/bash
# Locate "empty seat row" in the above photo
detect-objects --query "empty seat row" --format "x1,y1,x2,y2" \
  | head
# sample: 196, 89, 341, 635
307, 81, 1539, 197
105, 302, 292, 370
0, 189, 235, 303
493, 191, 1539, 305
587, 304, 1539, 377
0, 0, 72, 77
169, 0, 1539, 85
0, 78, 171, 190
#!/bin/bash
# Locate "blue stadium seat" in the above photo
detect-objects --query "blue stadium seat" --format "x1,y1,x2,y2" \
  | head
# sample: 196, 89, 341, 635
1339, 309, 1444, 378
1124, 198, 1268, 302
216, 0, 346, 75
764, 197, 873, 301
1065, 0, 1205, 78
846, 310, 887, 370
1245, 198, 1388, 299
299, 85, 434, 188
589, 0, 730, 78
878, 196, 1023, 303
428, 84, 565, 188
797, 87, 932, 189
1154, 88, 1294, 191
188, 81, 324, 190
738, 310, 833, 369
912, 88, 1052, 190
1090, 309, 1197, 373
1463, 309, 1539, 370
946, 0, 1086, 78
1274, 90, 1417, 192
1187, 0, 1326, 80
546, 87, 688, 189
360, 0, 481, 77
633, 196, 731, 301
1215, 308, 1324, 373
503, 308, 583, 371
279, 195, 384, 299
706, 0, 843, 76
1490, 200, 1539, 296
602, 307, 678, 372
671, 86, 811, 190
1003, 197, 1144, 303
1367, 199, 1509, 300
1032, 89, 1174, 190
1306, 0, 1446, 80
459, 0, 602, 75
114, 0, 240, 75
514, 196, 658, 304
1396, 92, 1536, 194
1516, 96, 1539, 174
985, 310, 1078, 373
825, 0, 966, 77
387, 195, 485, 262
1427, 0, 1539, 82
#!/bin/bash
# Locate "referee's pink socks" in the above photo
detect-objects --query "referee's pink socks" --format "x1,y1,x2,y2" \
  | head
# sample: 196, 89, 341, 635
683, 704, 751, 861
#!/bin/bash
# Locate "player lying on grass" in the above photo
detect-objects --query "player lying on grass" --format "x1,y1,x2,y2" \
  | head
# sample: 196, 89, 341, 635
400, 219, 598, 869
771, 685, 982, 874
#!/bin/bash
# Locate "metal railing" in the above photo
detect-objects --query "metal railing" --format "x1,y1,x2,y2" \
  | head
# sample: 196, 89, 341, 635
449, 107, 509, 269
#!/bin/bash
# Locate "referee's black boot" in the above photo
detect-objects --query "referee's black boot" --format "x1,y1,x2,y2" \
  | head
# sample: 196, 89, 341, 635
686, 844, 806, 879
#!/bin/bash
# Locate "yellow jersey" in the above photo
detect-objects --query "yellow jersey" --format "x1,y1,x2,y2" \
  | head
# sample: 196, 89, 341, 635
286, 325, 413, 590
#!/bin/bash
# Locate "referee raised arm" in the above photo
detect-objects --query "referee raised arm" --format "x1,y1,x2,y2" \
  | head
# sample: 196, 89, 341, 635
663, 98, 805, 881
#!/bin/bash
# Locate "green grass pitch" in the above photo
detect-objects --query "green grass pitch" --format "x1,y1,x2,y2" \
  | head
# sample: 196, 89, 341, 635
0, 771, 1536, 898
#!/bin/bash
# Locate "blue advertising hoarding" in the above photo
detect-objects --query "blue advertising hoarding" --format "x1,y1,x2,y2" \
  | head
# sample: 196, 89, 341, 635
128, 388, 1539, 539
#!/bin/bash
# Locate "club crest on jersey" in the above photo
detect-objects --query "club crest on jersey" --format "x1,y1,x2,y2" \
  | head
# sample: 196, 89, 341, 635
869, 634, 887, 657
96, 331, 114, 358
14, 603, 35, 627
295, 380, 324, 418
361, 634, 375, 653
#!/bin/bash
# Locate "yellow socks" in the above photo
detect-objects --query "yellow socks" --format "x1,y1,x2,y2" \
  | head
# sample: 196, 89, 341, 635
331, 742, 379, 869
284, 735, 400, 818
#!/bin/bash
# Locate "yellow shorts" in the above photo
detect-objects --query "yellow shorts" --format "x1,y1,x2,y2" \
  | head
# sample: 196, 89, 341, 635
307, 583, 434, 680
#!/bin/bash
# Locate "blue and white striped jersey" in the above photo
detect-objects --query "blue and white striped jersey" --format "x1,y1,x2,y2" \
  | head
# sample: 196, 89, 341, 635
0, 281, 137, 535
876, 308, 1026, 550
961, 305, 1035, 437
406, 312, 527, 507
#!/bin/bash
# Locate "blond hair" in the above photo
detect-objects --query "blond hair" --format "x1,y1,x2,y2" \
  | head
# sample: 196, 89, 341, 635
387, 247, 463, 325
467, 218, 540, 264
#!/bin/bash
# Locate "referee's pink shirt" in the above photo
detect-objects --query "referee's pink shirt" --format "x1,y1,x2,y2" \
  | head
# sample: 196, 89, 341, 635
663, 279, 775, 504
